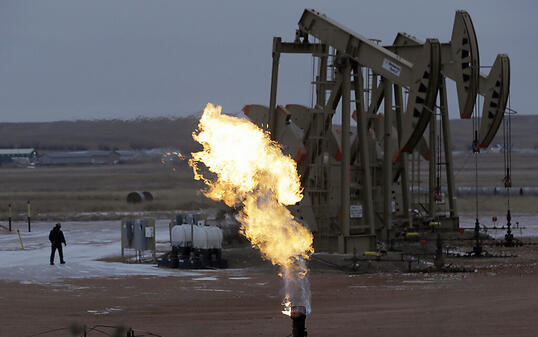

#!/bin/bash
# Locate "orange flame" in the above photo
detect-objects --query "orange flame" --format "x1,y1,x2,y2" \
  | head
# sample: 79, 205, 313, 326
189, 103, 314, 314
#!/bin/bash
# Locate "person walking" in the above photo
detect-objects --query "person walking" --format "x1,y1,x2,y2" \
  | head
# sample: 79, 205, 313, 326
49, 223, 66, 265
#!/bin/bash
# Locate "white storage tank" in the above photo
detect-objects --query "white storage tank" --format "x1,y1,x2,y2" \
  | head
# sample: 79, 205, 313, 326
171, 224, 223, 250
171, 224, 190, 247
192, 225, 209, 249
206, 226, 223, 249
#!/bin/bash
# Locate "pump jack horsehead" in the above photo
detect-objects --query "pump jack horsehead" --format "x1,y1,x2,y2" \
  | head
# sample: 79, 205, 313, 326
242, 9, 510, 254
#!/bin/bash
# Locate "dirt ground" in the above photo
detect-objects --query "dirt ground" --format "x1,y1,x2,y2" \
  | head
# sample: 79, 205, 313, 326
1, 242, 537, 337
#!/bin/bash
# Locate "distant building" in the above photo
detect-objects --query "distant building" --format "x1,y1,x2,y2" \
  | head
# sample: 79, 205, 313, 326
117, 148, 183, 163
39, 151, 120, 166
0, 148, 38, 164
116, 150, 139, 162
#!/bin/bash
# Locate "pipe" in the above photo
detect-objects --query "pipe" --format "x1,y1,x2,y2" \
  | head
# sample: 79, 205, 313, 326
8, 203, 12, 232
291, 306, 307, 337
341, 58, 351, 241
394, 84, 412, 228
383, 78, 393, 242
27, 200, 31, 232
439, 76, 457, 217
351, 63, 375, 236
17, 229, 24, 250
429, 103, 436, 219
268, 37, 281, 139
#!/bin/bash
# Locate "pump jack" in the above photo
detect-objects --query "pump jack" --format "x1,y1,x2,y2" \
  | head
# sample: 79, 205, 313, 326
243, 9, 510, 254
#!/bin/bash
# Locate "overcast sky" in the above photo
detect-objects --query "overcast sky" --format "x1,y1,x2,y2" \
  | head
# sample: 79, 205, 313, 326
0, 0, 536, 122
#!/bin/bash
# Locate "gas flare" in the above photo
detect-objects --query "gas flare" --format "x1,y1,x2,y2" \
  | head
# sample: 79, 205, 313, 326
189, 103, 314, 314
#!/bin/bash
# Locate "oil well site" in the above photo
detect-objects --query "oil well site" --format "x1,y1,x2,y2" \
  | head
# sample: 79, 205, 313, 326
0, 3, 537, 337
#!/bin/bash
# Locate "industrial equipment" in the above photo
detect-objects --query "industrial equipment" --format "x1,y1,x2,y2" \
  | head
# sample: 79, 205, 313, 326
158, 213, 227, 269
244, 9, 511, 254
121, 218, 156, 262
290, 306, 307, 337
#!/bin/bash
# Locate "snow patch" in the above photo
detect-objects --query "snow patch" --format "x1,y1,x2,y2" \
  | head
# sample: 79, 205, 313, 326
193, 277, 218, 281
0, 220, 200, 284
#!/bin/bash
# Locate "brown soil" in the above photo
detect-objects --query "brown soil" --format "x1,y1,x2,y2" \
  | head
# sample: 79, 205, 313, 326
1, 243, 537, 337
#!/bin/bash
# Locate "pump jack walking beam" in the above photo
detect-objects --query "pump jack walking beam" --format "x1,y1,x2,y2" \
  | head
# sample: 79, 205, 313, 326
385, 10, 510, 149
298, 9, 440, 156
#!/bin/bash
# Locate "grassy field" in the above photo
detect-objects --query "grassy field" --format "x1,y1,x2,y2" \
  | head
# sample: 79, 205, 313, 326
1, 115, 535, 221
1, 151, 536, 221
410, 152, 538, 188
405, 152, 538, 215
0, 161, 222, 220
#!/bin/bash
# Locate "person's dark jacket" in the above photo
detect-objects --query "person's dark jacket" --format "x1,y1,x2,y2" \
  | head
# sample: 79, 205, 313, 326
49, 227, 66, 246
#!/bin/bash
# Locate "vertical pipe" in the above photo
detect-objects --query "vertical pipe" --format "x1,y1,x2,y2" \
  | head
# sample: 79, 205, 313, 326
8, 203, 12, 232
291, 306, 307, 337
121, 221, 124, 259
268, 37, 281, 140
429, 104, 437, 219
316, 46, 328, 220
417, 153, 418, 204
383, 78, 393, 240
371, 72, 378, 106
27, 200, 31, 232
411, 152, 415, 207
440, 77, 458, 217
351, 64, 375, 236
394, 85, 412, 227
17, 229, 24, 250
341, 58, 351, 242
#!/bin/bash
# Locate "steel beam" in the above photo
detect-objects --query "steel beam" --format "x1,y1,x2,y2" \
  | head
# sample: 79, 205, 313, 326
298, 76, 343, 186
383, 78, 393, 240
277, 42, 325, 54
394, 84, 412, 226
269, 37, 282, 139
316, 47, 328, 107
352, 63, 375, 235
298, 9, 415, 87
429, 103, 437, 219
341, 58, 351, 241
440, 77, 458, 217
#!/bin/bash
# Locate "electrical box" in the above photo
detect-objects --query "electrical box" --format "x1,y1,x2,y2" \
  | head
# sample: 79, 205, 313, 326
121, 217, 156, 262
134, 218, 147, 250
145, 226, 154, 238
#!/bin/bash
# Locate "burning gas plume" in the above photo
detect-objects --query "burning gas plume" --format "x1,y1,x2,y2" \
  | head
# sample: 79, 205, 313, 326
189, 103, 314, 314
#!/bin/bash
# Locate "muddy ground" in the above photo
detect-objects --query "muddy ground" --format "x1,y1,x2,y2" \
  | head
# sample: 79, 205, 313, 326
1, 241, 537, 337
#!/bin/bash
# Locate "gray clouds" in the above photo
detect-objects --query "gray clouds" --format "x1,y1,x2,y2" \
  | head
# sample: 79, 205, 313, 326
0, 0, 536, 121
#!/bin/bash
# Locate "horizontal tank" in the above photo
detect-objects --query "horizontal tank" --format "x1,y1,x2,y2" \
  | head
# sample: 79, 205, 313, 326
171, 224, 223, 250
